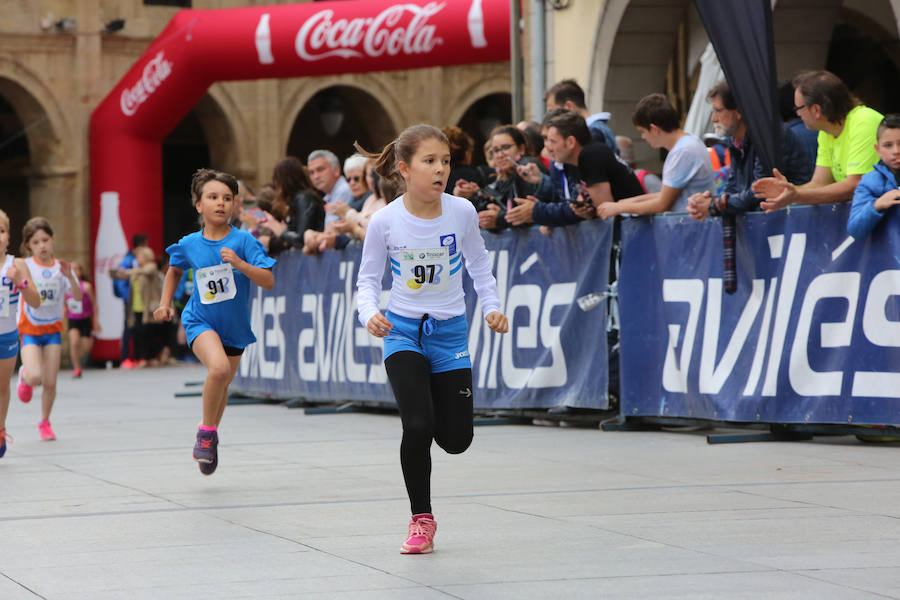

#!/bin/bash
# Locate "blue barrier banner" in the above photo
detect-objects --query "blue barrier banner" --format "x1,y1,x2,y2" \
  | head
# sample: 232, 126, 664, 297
234, 219, 612, 409
619, 204, 900, 425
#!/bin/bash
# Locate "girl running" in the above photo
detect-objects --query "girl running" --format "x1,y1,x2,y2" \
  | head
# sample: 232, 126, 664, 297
356, 125, 509, 554
65, 262, 98, 378
0, 210, 40, 456
17, 217, 82, 441
154, 169, 275, 476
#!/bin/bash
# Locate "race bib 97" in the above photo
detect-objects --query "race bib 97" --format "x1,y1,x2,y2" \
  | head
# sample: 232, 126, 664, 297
398, 247, 450, 293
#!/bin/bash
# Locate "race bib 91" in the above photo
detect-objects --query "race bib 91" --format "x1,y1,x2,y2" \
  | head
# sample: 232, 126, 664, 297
196, 263, 237, 305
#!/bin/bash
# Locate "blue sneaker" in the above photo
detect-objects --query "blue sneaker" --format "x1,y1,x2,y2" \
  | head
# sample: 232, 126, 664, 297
0, 428, 11, 458
193, 429, 218, 475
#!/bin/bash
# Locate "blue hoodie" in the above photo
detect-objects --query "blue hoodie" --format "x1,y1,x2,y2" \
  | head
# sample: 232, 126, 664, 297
848, 161, 899, 239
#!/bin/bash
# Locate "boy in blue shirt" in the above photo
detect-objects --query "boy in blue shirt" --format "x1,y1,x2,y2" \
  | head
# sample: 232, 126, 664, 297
848, 114, 900, 239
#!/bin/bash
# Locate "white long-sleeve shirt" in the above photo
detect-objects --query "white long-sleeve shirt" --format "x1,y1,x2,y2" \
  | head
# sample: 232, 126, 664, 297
356, 193, 501, 326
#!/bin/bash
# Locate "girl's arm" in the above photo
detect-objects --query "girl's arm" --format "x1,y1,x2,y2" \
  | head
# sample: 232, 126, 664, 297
154, 266, 183, 322
220, 248, 274, 289
458, 201, 504, 320
356, 214, 390, 334
85, 282, 101, 331
60, 260, 83, 301
12, 258, 41, 308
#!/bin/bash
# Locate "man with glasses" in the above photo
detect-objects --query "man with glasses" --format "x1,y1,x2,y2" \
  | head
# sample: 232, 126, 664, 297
308, 149, 353, 225
752, 70, 882, 212
687, 81, 812, 220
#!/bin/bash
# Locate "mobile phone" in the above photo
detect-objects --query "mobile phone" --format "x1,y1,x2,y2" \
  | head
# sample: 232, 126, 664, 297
570, 181, 592, 207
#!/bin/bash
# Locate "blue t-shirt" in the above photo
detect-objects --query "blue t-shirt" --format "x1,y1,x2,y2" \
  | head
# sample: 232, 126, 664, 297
662, 134, 716, 212
166, 227, 275, 348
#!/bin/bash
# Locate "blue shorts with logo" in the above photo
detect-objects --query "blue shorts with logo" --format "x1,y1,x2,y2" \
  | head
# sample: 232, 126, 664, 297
383, 311, 471, 373
0, 330, 19, 359
22, 332, 61, 348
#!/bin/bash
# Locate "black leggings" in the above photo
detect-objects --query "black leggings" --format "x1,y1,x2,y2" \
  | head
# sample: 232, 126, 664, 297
384, 351, 474, 515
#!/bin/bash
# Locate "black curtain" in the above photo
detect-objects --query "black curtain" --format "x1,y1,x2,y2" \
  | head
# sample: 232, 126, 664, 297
693, 0, 781, 174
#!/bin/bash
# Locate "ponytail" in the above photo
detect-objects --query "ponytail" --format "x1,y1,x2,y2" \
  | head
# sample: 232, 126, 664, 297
354, 124, 449, 191
354, 140, 402, 188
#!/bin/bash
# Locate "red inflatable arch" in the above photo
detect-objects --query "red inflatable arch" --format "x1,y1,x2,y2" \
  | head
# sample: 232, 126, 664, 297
89, 0, 509, 360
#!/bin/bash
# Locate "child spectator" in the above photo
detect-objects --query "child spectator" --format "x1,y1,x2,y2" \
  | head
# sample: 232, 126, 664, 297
848, 114, 900, 239
112, 246, 163, 369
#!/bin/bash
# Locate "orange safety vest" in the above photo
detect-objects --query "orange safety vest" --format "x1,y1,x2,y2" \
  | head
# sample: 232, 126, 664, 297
708, 146, 731, 171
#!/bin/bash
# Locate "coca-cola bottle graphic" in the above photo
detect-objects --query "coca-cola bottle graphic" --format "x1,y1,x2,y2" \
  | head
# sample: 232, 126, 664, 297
93, 191, 128, 342
255, 14, 274, 64
468, 0, 487, 48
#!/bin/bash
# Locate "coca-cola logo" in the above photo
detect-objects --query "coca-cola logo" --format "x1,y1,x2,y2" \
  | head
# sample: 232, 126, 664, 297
295, 2, 445, 61
120, 52, 173, 117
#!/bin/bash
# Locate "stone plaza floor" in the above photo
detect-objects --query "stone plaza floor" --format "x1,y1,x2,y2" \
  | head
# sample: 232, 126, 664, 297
1, 365, 899, 599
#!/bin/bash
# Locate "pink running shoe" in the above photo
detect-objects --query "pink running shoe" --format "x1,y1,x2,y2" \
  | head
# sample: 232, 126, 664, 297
401, 514, 437, 554
17, 365, 32, 403
38, 420, 56, 441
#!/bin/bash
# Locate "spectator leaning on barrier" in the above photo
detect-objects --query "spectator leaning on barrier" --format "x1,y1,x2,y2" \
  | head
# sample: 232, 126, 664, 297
616, 135, 662, 194
688, 81, 813, 221
598, 93, 714, 219
509, 110, 582, 228
779, 80, 818, 172
753, 70, 883, 212
308, 149, 353, 226
848, 115, 900, 239
507, 109, 582, 230
552, 112, 643, 221
545, 78, 617, 153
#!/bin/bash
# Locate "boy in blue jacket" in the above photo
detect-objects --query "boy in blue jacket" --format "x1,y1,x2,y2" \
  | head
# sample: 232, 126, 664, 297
848, 114, 900, 238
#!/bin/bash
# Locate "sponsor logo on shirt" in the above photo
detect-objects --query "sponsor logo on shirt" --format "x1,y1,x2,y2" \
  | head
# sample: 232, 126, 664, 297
440, 234, 457, 256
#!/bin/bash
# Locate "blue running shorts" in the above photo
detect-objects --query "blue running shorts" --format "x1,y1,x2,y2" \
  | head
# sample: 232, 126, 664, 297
22, 332, 62, 347
0, 330, 18, 359
383, 311, 471, 373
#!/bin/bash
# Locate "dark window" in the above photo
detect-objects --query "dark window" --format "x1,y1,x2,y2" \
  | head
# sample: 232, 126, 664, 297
144, 0, 191, 7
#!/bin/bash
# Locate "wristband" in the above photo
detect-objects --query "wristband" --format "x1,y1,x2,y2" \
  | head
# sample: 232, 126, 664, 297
13, 279, 28, 293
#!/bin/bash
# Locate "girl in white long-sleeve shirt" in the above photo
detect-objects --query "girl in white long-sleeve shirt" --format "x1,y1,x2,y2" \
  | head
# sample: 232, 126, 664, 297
356, 124, 508, 555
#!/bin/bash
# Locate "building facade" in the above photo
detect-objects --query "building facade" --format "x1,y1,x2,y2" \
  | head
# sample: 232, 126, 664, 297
0, 0, 512, 261
3, 0, 900, 262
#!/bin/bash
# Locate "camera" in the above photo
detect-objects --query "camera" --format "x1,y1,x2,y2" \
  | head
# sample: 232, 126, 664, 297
470, 185, 505, 212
